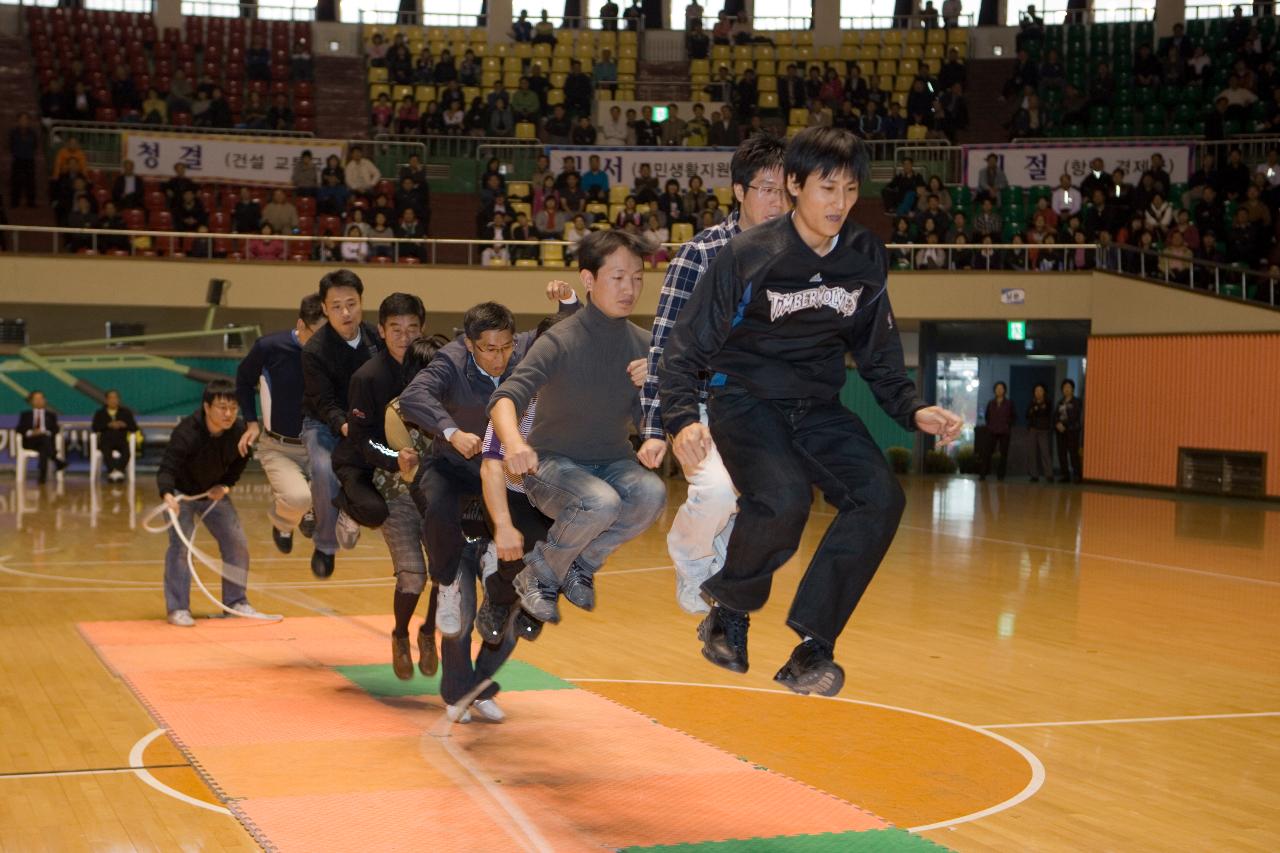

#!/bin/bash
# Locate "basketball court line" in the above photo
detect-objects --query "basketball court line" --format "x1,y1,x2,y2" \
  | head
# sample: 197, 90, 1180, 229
128, 729, 233, 815
0, 764, 186, 780
564, 677, 1047, 834
980, 710, 1280, 729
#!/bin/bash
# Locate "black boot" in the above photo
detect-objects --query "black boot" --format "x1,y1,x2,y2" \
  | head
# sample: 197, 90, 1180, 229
774, 638, 845, 697
697, 603, 749, 673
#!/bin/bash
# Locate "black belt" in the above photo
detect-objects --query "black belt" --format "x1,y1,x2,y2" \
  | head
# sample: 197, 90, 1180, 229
264, 430, 305, 446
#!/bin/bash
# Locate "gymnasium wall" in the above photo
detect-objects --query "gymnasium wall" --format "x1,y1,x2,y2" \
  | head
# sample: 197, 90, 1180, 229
1083, 333, 1280, 497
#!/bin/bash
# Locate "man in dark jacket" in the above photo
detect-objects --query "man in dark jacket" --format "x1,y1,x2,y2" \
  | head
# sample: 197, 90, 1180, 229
91, 389, 139, 482
157, 380, 262, 627
16, 390, 65, 484
659, 127, 962, 697
1055, 378, 1083, 483
302, 269, 384, 577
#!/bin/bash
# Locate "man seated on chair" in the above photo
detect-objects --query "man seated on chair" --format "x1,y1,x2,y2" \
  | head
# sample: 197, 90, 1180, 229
17, 390, 66, 484
157, 379, 263, 627
92, 389, 139, 483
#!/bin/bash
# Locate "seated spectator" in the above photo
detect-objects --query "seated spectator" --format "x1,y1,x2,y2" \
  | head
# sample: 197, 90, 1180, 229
341, 224, 368, 263
262, 189, 299, 235
367, 33, 388, 67
601, 104, 629, 144
459, 49, 480, 87
112, 159, 143, 209
1171, 208, 1200, 251
1144, 192, 1174, 233
682, 175, 709, 224
314, 231, 341, 262
1003, 48, 1039, 100
162, 162, 196, 206
1080, 158, 1113, 199
614, 194, 643, 229
643, 213, 670, 263
479, 191, 510, 235
417, 100, 443, 134
973, 197, 1002, 239
65, 195, 96, 252
321, 154, 345, 185
1009, 93, 1048, 138
565, 214, 590, 264
1084, 190, 1120, 240
712, 11, 732, 44
706, 65, 735, 103
316, 171, 350, 217
1134, 44, 1161, 88
560, 173, 588, 219
389, 96, 418, 135
1161, 46, 1185, 87
291, 39, 314, 81
918, 193, 950, 235
1217, 148, 1251, 200
882, 158, 927, 216
654, 179, 684, 227
247, 223, 286, 260
535, 196, 568, 238
807, 98, 833, 128
387, 35, 413, 85
440, 99, 464, 135
203, 87, 234, 129
951, 233, 975, 270
510, 77, 540, 123
859, 101, 885, 139
940, 83, 969, 141
481, 241, 511, 266
1243, 183, 1272, 229
110, 64, 138, 112
345, 146, 381, 200
1160, 230, 1193, 282
347, 207, 372, 236
368, 211, 396, 258
396, 175, 429, 223
975, 235, 1004, 270
240, 91, 268, 130
686, 20, 710, 59
464, 97, 488, 135
541, 104, 572, 144
571, 116, 598, 145
293, 150, 319, 198
565, 60, 594, 117
396, 207, 426, 261
488, 97, 515, 136
141, 88, 167, 124
735, 69, 759, 119
915, 232, 946, 269
906, 113, 930, 140
582, 154, 610, 203
265, 94, 294, 131
594, 50, 618, 93
702, 196, 726, 226
166, 70, 193, 115
939, 47, 966, 90
371, 93, 394, 133
510, 211, 537, 261
633, 163, 659, 204
1187, 46, 1211, 83
533, 175, 559, 213
247, 37, 271, 82
188, 225, 221, 259
173, 189, 207, 232
1217, 75, 1258, 121
1036, 234, 1062, 270
232, 187, 262, 233
883, 102, 907, 139
633, 105, 661, 146
684, 103, 710, 146
1051, 174, 1082, 218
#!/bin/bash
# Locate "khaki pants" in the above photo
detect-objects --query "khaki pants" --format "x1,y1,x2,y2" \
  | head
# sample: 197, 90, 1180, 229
256, 435, 311, 532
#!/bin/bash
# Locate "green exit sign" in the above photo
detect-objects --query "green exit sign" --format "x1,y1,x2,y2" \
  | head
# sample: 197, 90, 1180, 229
1007, 321, 1026, 341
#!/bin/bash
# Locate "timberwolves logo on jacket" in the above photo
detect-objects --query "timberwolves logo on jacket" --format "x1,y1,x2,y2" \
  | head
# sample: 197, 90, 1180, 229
766, 274, 864, 322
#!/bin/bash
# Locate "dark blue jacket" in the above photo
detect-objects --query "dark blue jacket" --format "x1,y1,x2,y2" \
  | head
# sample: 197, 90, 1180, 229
236, 329, 307, 438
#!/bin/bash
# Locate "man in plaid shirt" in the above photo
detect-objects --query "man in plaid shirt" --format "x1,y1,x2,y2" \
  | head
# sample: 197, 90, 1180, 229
640, 136, 789, 614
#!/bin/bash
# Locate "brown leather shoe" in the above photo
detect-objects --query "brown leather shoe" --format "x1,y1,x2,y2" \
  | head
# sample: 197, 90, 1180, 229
417, 627, 438, 677
391, 634, 413, 681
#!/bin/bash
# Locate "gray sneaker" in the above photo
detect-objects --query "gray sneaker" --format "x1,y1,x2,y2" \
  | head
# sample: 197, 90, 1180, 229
562, 562, 596, 611
514, 567, 560, 624
436, 575, 465, 637
335, 509, 361, 550
167, 609, 195, 628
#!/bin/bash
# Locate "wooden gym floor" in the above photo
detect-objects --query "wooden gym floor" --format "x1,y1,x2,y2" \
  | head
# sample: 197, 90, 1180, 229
0, 473, 1276, 851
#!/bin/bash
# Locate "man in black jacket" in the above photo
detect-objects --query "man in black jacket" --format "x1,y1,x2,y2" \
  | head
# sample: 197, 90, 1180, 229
91, 389, 139, 482
16, 390, 65, 484
1055, 378, 1083, 483
157, 380, 262, 627
659, 127, 963, 696
302, 269, 384, 578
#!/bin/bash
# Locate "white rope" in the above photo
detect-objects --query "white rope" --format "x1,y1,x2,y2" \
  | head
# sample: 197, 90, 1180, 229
142, 491, 282, 622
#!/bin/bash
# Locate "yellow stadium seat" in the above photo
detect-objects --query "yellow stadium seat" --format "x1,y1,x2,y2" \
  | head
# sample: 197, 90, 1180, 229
758, 92, 779, 111
786, 125, 803, 139
753, 45, 775, 60
894, 75, 913, 92
901, 44, 924, 60
619, 30, 637, 45
369, 83, 391, 102
507, 181, 531, 199
618, 44, 638, 59
732, 45, 752, 60
533, 43, 552, 57
890, 91, 908, 109
857, 60, 875, 77
899, 59, 919, 77
795, 46, 812, 62
597, 88, 612, 100
842, 31, 861, 45
816, 46, 836, 61
392, 84, 415, 101
906, 29, 925, 45
470, 27, 487, 43
556, 30, 574, 46
882, 30, 903, 47
876, 59, 897, 76
713, 186, 733, 206
711, 45, 731, 62
426, 27, 445, 41
788, 108, 807, 126
857, 44, 880, 60
550, 72, 567, 88
758, 75, 777, 92
839, 46, 857, 61
619, 57, 638, 75
462, 86, 480, 103
483, 55, 501, 72
514, 42, 533, 58
414, 84, 436, 102
609, 185, 630, 204
546, 88, 565, 106
635, 202, 650, 215
794, 32, 813, 46
950, 43, 968, 58
515, 122, 537, 139
488, 257, 511, 267
925, 58, 941, 75
671, 222, 694, 243
776, 46, 797, 61
586, 202, 608, 218
692, 74, 710, 88
481, 71, 500, 87
367, 66, 388, 84
879, 75, 895, 91
948, 27, 968, 44
510, 201, 532, 218
515, 258, 539, 267
756, 60, 776, 77
503, 71, 521, 87
541, 243, 565, 267
690, 59, 710, 76
615, 88, 634, 100
926, 27, 946, 44
733, 59, 753, 75
608, 203, 625, 222
925, 43, 944, 59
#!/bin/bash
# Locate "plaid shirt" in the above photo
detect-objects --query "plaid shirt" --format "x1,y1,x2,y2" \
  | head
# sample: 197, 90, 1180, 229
640, 211, 741, 440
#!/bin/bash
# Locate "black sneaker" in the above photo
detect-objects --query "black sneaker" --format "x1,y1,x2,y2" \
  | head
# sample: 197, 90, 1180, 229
272, 526, 293, 555
774, 639, 845, 697
563, 562, 595, 611
298, 509, 316, 539
475, 594, 511, 645
697, 604, 749, 673
310, 549, 334, 578
513, 609, 543, 642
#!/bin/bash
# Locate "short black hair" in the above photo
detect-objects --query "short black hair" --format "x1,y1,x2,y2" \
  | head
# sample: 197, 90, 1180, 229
105, 388, 120, 397
406, 333, 452, 375
319, 269, 364, 301
298, 293, 325, 326
993, 381, 1007, 393
379, 292, 426, 325
1062, 378, 1075, 390
535, 313, 565, 338
463, 302, 515, 341
785, 126, 870, 190
730, 134, 787, 191
202, 379, 237, 406
576, 228, 655, 275
27, 389, 45, 402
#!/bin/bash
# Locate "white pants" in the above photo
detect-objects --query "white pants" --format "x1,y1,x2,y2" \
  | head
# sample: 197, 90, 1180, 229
256, 435, 312, 533
666, 404, 737, 614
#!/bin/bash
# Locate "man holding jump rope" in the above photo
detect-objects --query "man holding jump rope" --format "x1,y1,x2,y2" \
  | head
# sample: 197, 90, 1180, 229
158, 379, 266, 627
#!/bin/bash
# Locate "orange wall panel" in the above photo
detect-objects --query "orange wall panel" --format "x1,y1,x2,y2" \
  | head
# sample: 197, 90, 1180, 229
1084, 334, 1280, 496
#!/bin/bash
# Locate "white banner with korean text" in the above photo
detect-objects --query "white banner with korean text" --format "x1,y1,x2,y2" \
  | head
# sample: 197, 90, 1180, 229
547, 145, 736, 189
962, 142, 1195, 188
121, 131, 346, 186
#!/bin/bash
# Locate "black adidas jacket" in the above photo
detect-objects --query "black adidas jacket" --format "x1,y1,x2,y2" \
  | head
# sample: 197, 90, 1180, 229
658, 214, 924, 438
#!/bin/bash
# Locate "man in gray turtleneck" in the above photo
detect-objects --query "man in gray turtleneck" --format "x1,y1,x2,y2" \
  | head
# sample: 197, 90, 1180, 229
488, 229, 668, 625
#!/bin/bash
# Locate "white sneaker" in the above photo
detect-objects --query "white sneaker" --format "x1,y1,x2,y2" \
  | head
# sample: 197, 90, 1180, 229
167, 609, 195, 627
107, 470, 125, 483
436, 575, 464, 638
230, 601, 261, 617
480, 541, 498, 580
471, 698, 505, 723
445, 703, 473, 723
335, 509, 361, 550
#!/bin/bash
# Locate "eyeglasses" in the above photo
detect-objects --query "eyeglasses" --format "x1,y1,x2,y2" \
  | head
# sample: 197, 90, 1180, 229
209, 402, 239, 414
747, 185, 786, 200
474, 342, 514, 356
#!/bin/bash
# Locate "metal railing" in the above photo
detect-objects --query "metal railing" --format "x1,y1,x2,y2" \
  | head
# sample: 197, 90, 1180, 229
892, 144, 963, 185
344, 137, 427, 183
840, 13, 978, 30
178, 1, 317, 22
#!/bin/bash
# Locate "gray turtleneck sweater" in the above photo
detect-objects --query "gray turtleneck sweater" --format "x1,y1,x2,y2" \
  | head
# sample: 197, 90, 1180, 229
488, 300, 647, 464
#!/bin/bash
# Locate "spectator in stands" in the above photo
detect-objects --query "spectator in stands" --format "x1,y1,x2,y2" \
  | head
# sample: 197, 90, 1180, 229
973, 196, 1002, 238
413, 49, 435, 83
884, 102, 907, 139
939, 82, 969, 141
582, 155, 609, 202
1038, 48, 1066, 96
68, 82, 95, 122
643, 213, 670, 263
681, 174, 708, 223
292, 39, 314, 82
464, 97, 489, 136
263, 189, 299, 235
817, 68, 844, 112
434, 49, 458, 84
632, 106, 659, 145
396, 175, 430, 228
1218, 75, 1259, 121
615, 195, 643, 229
511, 77, 540, 124
204, 87, 233, 129
907, 78, 935, 126
1144, 192, 1174, 233
1187, 46, 1211, 85
883, 158, 927, 216
415, 100, 442, 134
1051, 174, 1081, 218
1003, 49, 1039, 100
267, 94, 295, 131
777, 64, 804, 117
1008, 93, 1047, 138
534, 175, 558, 212
565, 60, 594, 117
735, 68, 759, 119
459, 50, 480, 87
512, 10, 533, 42
248, 36, 271, 82
110, 63, 138, 112
701, 199, 724, 228
541, 104, 572, 144
535, 196, 568, 238
1134, 44, 1161, 88
633, 163, 659, 204
661, 104, 687, 146
918, 193, 951, 236
39, 79, 69, 124
938, 48, 966, 92
1170, 208, 1199, 251
511, 211, 537, 260
166, 70, 193, 116
342, 224, 369, 263
855, 100, 883, 139
1089, 61, 1116, 108
314, 231, 342, 262
593, 50, 618, 94
348, 207, 372, 237
240, 91, 268, 130
709, 105, 740, 146
174, 189, 207, 232
481, 240, 510, 267
681, 103, 708, 146
1160, 230, 1193, 283
293, 150, 319, 198
232, 187, 262, 233
571, 116, 598, 145
656, 179, 684, 226
707, 65, 735, 103
140, 88, 167, 125
321, 153, 345, 186
527, 65, 551, 110
1218, 148, 1251, 200
560, 173, 588, 219
317, 171, 350, 217
1110, 167, 1133, 211
1161, 45, 1186, 87
396, 207, 426, 261
942, 0, 962, 27
368, 211, 395, 259
566, 214, 590, 263
1084, 189, 1119, 240
6, 112, 34, 210
109, 159, 141, 210
345, 146, 381, 200
248, 223, 286, 261
387, 36, 413, 85
371, 93, 394, 133
52, 137, 87, 185
533, 11, 556, 46
489, 97, 516, 137
1080, 158, 1111, 199
601, 0, 621, 29
66, 195, 96, 252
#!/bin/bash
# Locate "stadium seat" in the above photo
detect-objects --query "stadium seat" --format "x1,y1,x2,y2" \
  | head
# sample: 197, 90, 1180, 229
671, 222, 694, 243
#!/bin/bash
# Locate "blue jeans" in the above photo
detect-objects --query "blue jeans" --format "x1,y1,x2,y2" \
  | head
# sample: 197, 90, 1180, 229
440, 539, 517, 705
522, 454, 667, 586
301, 417, 340, 554
164, 497, 249, 614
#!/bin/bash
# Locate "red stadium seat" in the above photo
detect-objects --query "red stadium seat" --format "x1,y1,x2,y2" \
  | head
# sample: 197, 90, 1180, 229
294, 81, 313, 98
295, 196, 316, 217
93, 187, 110, 208
209, 211, 229, 233
375, 180, 394, 200
295, 98, 314, 117
171, 111, 191, 126
94, 107, 117, 122
372, 256, 391, 264
295, 116, 315, 133
123, 209, 145, 229
318, 215, 340, 235
149, 209, 172, 230
399, 256, 421, 264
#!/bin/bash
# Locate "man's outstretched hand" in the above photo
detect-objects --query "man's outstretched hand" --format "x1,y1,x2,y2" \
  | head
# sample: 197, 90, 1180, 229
914, 406, 965, 447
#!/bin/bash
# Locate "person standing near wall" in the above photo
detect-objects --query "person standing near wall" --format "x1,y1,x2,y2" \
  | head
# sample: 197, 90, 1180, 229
1025, 382, 1053, 482
1055, 378, 1083, 483
978, 381, 1014, 482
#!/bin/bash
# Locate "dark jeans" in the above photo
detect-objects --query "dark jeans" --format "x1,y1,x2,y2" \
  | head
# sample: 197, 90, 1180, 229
705, 389, 906, 649
410, 454, 482, 586
439, 537, 518, 705
98, 429, 131, 473
492, 488, 553, 607
979, 430, 1010, 479
1057, 429, 1082, 480
21, 433, 58, 480
10, 158, 36, 206
163, 497, 249, 613
334, 463, 389, 528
